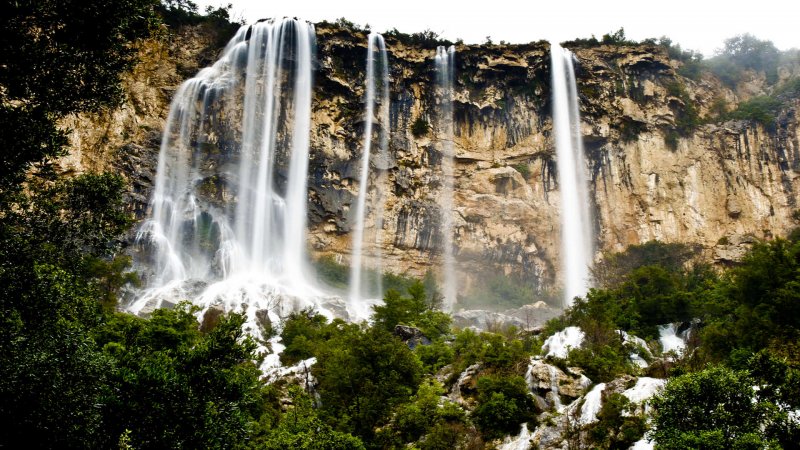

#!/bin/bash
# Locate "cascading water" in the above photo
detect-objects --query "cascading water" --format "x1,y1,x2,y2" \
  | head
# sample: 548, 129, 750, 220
435, 45, 457, 311
550, 42, 593, 308
349, 33, 389, 308
131, 19, 332, 369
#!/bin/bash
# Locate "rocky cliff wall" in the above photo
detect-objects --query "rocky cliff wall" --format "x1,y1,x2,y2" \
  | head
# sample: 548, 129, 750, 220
59, 21, 800, 301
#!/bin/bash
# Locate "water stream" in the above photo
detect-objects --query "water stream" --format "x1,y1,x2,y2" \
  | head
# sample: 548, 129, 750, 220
349, 33, 389, 307
435, 45, 457, 310
550, 42, 594, 307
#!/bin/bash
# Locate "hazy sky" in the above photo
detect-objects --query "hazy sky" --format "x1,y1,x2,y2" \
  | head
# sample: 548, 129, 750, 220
195, 0, 799, 57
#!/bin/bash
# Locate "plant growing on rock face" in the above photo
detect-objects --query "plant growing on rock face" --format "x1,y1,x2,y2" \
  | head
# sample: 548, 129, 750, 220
411, 116, 431, 137
375, 379, 467, 448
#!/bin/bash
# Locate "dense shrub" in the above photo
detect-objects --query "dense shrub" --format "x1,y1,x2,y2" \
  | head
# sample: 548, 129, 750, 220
471, 375, 538, 439
651, 366, 780, 449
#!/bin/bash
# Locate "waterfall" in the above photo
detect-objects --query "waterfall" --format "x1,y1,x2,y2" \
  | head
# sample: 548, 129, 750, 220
435, 45, 457, 311
349, 33, 389, 307
131, 19, 326, 365
550, 42, 593, 308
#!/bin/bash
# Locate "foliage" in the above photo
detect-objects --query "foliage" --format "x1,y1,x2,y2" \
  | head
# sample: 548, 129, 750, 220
313, 254, 349, 289
415, 340, 455, 373
372, 281, 452, 340
618, 118, 647, 143
587, 393, 647, 449
375, 379, 467, 447
651, 366, 781, 449
726, 95, 782, 130
471, 375, 538, 439
708, 34, 781, 86
158, 0, 239, 30
567, 337, 629, 382
450, 328, 529, 376
313, 323, 423, 441
591, 240, 700, 289
513, 162, 532, 179
663, 80, 700, 136
97, 307, 264, 449
411, 116, 431, 137
279, 308, 330, 365
0, 0, 159, 190
384, 28, 453, 48
600, 28, 636, 46
312, 254, 427, 300
254, 386, 365, 450
697, 238, 800, 362
1, 0, 159, 114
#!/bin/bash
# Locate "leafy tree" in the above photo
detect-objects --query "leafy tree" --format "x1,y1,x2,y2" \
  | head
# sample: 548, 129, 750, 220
0, 265, 114, 448
651, 366, 780, 449
375, 379, 467, 447
0, 0, 159, 189
97, 307, 264, 449
372, 281, 452, 340
252, 386, 365, 450
471, 375, 538, 439
313, 324, 423, 441
727, 95, 782, 130
719, 34, 781, 83
698, 238, 800, 362
280, 308, 330, 365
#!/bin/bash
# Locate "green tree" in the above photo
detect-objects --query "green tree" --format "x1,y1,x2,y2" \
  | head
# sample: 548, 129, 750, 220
0, 0, 159, 189
651, 366, 779, 449
375, 379, 466, 447
97, 307, 264, 449
372, 281, 452, 340
699, 238, 800, 361
314, 324, 423, 441
471, 375, 538, 439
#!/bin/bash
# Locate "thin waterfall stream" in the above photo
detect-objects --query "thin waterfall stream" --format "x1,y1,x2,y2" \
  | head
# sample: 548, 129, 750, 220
551, 42, 594, 308
435, 45, 457, 311
349, 33, 389, 310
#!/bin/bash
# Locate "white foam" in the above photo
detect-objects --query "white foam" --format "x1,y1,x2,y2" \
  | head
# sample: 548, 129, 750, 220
542, 326, 585, 359
658, 324, 686, 355
622, 377, 666, 404
579, 383, 606, 425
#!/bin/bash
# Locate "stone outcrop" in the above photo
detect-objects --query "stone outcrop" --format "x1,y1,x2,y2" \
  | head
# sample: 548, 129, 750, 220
59, 21, 800, 303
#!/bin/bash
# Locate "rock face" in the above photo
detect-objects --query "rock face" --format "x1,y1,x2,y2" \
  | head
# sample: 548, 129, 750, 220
60, 21, 800, 300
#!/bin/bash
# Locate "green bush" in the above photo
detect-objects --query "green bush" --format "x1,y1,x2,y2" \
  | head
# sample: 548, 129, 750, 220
471, 375, 538, 439
411, 116, 431, 137
314, 324, 423, 441
587, 393, 647, 449
280, 308, 330, 365
727, 95, 781, 129
651, 366, 779, 449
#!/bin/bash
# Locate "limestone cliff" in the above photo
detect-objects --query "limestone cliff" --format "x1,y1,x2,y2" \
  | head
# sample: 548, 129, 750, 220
60, 21, 800, 301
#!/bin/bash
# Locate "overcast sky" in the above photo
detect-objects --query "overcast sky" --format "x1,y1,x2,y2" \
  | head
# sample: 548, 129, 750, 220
195, 0, 799, 57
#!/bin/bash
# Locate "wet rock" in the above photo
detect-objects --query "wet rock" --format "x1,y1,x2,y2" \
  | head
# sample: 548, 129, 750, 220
394, 324, 431, 349
200, 304, 225, 333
